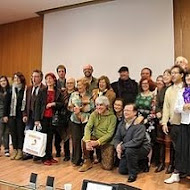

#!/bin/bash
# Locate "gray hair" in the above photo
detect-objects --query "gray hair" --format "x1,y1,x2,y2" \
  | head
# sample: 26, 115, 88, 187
95, 96, 110, 107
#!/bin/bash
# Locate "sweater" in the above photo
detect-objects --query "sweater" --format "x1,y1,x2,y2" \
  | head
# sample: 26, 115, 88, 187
83, 110, 116, 145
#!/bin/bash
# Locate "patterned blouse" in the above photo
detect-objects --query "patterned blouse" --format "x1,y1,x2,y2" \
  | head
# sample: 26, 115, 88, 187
135, 92, 156, 118
68, 91, 94, 124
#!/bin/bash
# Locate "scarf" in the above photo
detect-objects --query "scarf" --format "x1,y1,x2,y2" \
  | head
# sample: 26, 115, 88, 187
10, 84, 27, 116
183, 87, 190, 103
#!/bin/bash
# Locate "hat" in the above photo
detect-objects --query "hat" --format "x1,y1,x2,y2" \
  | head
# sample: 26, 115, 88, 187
118, 66, 129, 73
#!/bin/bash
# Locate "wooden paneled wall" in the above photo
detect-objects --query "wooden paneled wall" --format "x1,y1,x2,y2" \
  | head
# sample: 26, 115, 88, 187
0, 17, 43, 84
174, 0, 190, 62
0, 0, 190, 84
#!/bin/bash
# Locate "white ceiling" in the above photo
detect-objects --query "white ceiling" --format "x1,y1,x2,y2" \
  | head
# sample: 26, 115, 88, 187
0, 0, 95, 25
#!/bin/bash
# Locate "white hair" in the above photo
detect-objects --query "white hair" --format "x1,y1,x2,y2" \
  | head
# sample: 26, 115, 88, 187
95, 96, 110, 107
175, 56, 188, 64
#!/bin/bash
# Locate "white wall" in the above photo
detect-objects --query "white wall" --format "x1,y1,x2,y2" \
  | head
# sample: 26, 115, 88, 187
42, 0, 174, 82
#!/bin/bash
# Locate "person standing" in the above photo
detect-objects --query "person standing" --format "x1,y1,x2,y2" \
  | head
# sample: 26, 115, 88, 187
162, 65, 184, 174
0, 76, 10, 157
4, 72, 27, 160
111, 66, 138, 105
22, 69, 45, 160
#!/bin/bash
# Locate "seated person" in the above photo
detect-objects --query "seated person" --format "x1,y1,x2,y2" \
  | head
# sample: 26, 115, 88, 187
114, 104, 151, 182
79, 96, 116, 172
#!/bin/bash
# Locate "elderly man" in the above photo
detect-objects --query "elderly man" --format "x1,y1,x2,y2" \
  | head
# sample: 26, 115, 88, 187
114, 104, 151, 182
175, 56, 189, 72
79, 96, 116, 172
83, 64, 98, 93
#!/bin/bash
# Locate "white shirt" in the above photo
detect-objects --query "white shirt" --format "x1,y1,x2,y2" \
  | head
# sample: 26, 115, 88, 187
174, 88, 190, 124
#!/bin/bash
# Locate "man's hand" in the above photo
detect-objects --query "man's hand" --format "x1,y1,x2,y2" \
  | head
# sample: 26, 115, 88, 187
90, 140, 99, 147
3, 116, 8, 123
86, 141, 93, 151
116, 143, 123, 159
162, 125, 168, 135
23, 116, 28, 123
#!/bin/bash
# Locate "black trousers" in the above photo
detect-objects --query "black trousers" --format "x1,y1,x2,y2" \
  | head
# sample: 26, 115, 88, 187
9, 117, 25, 150
54, 129, 70, 158
41, 117, 54, 161
119, 147, 149, 176
70, 122, 86, 165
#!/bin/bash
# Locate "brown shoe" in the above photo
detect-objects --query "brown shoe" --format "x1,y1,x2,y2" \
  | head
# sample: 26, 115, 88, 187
15, 149, 23, 160
10, 149, 18, 160
78, 159, 93, 172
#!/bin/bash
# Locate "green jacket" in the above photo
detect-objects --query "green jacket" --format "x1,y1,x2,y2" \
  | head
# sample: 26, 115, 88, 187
83, 110, 116, 145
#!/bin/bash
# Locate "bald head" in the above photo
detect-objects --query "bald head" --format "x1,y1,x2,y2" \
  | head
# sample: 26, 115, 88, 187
83, 64, 94, 78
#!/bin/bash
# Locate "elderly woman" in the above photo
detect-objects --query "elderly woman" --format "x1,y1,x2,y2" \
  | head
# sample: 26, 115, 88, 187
4, 72, 26, 160
79, 96, 116, 172
92, 75, 116, 108
68, 77, 94, 166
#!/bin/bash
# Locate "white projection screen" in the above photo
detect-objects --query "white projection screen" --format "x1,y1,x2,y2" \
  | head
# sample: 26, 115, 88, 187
42, 0, 174, 82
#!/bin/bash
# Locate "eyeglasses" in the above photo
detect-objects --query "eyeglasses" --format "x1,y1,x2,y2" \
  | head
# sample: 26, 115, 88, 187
171, 72, 180, 75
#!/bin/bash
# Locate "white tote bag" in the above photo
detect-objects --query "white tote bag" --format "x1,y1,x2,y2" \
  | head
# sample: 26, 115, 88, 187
23, 127, 47, 157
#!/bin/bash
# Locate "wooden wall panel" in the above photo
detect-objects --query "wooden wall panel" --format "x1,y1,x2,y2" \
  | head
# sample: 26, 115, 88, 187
0, 17, 43, 84
174, 0, 190, 62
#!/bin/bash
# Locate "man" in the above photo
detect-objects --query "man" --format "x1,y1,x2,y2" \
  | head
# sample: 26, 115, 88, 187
162, 65, 184, 183
55, 64, 70, 160
22, 69, 45, 160
175, 56, 189, 72
56, 65, 66, 90
114, 104, 151, 182
83, 64, 98, 94
111, 66, 138, 104
79, 96, 116, 172
140, 67, 156, 91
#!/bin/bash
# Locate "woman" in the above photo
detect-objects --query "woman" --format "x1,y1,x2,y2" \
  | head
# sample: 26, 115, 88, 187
92, 76, 116, 108
68, 77, 94, 166
35, 73, 65, 166
4, 72, 26, 160
135, 78, 156, 168
57, 77, 76, 161
155, 69, 172, 173
0, 76, 10, 157
164, 70, 190, 183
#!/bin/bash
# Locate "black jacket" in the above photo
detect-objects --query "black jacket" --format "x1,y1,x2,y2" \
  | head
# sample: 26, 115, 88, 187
34, 87, 66, 121
111, 78, 138, 104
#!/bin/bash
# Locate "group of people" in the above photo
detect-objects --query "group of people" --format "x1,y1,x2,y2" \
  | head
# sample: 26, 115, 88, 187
0, 56, 190, 184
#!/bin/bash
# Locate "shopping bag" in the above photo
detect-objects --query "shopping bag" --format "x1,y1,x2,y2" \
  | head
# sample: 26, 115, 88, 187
23, 128, 47, 157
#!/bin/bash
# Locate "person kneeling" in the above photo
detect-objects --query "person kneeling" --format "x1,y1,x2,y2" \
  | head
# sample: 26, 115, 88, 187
79, 96, 116, 172
114, 104, 151, 182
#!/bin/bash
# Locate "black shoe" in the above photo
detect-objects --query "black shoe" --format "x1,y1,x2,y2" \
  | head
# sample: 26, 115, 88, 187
56, 152, 61, 157
63, 157, 70, 161
22, 154, 33, 160
33, 156, 41, 161
155, 163, 165, 173
165, 165, 174, 174
127, 175, 137, 182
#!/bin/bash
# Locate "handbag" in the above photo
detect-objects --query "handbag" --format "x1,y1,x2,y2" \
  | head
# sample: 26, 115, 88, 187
52, 109, 69, 127
23, 126, 47, 157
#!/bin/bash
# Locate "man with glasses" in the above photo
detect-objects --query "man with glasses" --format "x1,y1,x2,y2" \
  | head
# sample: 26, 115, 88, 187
114, 103, 151, 182
162, 65, 184, 182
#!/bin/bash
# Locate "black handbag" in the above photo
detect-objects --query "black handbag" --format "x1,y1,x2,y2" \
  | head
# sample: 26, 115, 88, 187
52, 109, 69, 127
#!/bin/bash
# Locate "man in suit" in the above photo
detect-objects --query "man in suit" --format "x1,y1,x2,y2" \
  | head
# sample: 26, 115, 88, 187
114, 104, 151, 182
22, 69, 45, 160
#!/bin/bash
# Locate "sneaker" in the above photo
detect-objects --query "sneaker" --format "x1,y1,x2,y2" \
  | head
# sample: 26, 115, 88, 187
5, 152, 10, 157
164, 173, 180, 184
